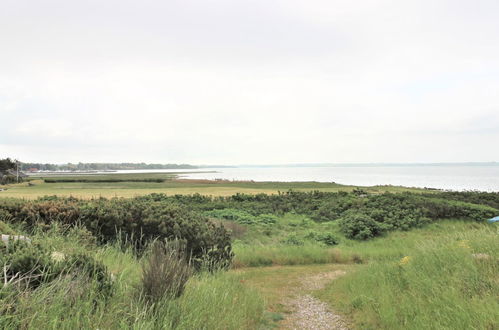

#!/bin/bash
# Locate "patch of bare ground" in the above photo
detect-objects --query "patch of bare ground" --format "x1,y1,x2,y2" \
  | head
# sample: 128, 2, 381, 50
279, 270, 349, 330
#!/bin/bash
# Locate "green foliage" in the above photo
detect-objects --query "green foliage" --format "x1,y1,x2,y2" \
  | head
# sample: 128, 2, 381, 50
0, 220, 16, 235
305, 231, 339, 246
0, 236, 264, 330
320, 226, 499, 329
256, 213, 279, 224
0, 197, 234, 268
339, 212, 382, 240
1, 241, 58, 289
282, 234, 305, 246
63, 254, 114, 295
166, 191, 499, 240
204, 208, 257, 224
0, 240, 113, 293
204, 208, 277, 225
2, 188, 498, 328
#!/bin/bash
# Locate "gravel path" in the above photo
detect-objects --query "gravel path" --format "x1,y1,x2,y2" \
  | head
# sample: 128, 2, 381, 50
279, 270, 349, 330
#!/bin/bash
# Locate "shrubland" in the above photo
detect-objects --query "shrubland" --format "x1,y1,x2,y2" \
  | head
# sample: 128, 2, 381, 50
1, 189, 498, 328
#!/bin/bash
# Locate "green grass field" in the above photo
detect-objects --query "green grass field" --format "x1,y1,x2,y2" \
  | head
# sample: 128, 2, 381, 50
317, 221, 499, 329
0, 172, 426, 199
235, 220, 498, 329
2, 176, 496, 329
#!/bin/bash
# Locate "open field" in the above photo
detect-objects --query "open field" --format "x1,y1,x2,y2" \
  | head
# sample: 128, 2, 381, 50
1, 183, 498, 329
0, 172, 427, 199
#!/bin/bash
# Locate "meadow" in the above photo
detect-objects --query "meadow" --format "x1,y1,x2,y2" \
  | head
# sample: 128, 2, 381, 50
1, 175, 498, 329
0, 172, 425, 199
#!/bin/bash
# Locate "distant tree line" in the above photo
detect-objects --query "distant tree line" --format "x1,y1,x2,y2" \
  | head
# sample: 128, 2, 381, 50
20, 162, 198, 171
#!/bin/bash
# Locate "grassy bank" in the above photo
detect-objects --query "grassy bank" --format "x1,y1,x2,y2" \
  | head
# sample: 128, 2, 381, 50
0, 225, 264, 329
317, 223, 499, 329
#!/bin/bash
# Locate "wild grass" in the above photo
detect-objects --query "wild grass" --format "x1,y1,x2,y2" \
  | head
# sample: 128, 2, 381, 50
233, 243, 358, 268
233, 219, 489, 268
0, 225, 265, 329
141, 241, 193, 301
2, 189, 496, 329
317, 223, 499, 329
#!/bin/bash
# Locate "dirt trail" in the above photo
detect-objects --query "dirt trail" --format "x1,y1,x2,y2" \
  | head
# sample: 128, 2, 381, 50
279, 270, 349, 330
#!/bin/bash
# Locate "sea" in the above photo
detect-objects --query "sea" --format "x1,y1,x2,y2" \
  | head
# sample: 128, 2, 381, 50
115, 164, 499, 192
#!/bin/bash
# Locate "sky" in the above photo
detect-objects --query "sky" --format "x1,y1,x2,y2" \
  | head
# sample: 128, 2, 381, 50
1, 0, 499, 165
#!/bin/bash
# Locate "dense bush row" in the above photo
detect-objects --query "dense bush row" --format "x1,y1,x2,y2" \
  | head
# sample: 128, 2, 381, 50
137, 191, 498, 240
1, 190, 497, 250
0, 197, 233, 268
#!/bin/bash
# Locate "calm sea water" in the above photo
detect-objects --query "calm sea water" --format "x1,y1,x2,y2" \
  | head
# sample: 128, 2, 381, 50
162, 165, 499, 192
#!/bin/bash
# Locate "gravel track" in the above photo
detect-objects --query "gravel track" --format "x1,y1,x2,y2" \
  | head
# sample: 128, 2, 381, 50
279, 270, 349, 330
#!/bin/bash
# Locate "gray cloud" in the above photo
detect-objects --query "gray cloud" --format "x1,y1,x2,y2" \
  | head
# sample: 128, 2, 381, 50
1, 0, 499, 163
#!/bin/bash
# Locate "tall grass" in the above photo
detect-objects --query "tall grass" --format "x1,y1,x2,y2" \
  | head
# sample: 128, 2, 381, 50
0, 226, 265, 329
140, 272, 264, 329
233, 243, 361, 268
318, 225, 499, 329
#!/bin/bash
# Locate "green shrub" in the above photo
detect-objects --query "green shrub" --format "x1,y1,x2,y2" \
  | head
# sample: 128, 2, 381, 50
256, 213, 278, 224
305, 231, 339, 246
339, 212, 382, 240
282, 234, 305, 246
63, 254, 114, 295
0, 240, 59, 289
204, 208, 257, 224
210, 220, 247, 239
0, 197, 234, 269
0, 220, 16, 235
0, 241, 113, 293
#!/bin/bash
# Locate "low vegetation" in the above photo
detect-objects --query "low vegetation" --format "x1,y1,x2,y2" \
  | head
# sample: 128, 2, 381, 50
318, 222, 499, 329
1, 180, 498, 328
0, 222, 263, 329
0, 174, 423, 199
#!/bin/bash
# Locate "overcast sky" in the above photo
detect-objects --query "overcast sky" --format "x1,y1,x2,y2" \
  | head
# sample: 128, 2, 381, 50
1, 0, 499, 164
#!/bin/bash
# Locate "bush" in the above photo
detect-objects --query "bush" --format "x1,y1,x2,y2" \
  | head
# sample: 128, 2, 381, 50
0, 197, 234, 269
141, 241, 193, 302
0, 220, 16, 235
339, 212, 382, 240
204, 208, 258, 224
256, 214, 278, 225
0, 240, 59, 289
282, 234, 305, 246
305, 231, 339, 246
0, 240, 113, 293
211, 220, 247, 239
63, 254, 114, 295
